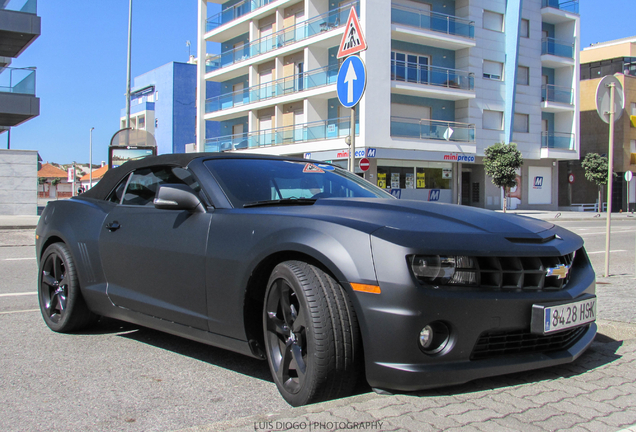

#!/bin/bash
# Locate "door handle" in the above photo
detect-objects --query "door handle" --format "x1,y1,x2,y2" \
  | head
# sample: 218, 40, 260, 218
106, 221, 121, 232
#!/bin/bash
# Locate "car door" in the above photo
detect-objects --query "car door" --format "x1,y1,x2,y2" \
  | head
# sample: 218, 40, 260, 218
98, 165, 212, 330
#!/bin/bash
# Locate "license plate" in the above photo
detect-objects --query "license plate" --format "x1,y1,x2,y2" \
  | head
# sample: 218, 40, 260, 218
532, 297, 596, 334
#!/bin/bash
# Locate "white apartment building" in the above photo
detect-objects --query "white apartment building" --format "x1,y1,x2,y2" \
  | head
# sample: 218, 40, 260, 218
196, 0, 580, 210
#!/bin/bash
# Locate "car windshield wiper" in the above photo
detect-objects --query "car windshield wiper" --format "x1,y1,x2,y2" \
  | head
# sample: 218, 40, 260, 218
243, 198, 317, 208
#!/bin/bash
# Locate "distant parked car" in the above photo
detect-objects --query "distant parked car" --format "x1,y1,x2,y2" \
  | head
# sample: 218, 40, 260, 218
36, 153, 597, 406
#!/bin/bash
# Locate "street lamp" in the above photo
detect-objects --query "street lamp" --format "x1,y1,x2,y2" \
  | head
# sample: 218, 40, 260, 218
89, 127, 94, 189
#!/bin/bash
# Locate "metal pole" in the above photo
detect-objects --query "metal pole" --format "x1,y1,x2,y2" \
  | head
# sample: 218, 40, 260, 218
89, 127, 94, 189
72, 162, 76, 198
604, 82, 615, 277
125, 0, 133, 130
350, 106, 356, 173
6, 128, 10, 150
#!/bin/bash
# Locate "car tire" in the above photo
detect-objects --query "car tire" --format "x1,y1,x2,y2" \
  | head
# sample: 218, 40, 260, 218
263, 261, 361, 406
38, 243, 96, 333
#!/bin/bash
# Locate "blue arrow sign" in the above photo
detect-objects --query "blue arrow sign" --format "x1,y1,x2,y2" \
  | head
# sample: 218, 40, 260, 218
337, 55, 366, 108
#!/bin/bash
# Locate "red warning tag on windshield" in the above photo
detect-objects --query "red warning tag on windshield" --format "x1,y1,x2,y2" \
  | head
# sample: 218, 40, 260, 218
303, 163, 325, 173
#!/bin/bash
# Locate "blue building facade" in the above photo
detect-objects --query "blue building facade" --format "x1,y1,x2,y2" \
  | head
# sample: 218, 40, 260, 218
121, 61, 220, 154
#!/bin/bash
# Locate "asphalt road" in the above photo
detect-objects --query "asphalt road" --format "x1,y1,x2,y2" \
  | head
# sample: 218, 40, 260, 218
1, 222, 635, 432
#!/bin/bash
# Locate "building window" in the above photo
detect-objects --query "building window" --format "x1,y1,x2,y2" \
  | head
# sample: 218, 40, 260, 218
513, 113, 529, 133
483, 60, 503, 80
138, 115, 145, 130
517, 66, 529, 85
520, 19, 529, 38
631, 102, 636, 116
483, 110, 503, 130
483, 11, 504, 32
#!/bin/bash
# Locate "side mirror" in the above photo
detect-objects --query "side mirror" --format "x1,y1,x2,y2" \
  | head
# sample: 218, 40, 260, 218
154, 184, 205, 213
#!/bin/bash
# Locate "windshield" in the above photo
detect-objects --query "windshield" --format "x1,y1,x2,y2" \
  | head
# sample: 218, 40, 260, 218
204, 159, 393, 208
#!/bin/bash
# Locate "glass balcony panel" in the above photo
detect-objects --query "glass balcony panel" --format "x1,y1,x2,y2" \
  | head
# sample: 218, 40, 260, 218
390, 117, 475, 142
390, 62, 474, 91
391, 4, 475, 39
541, 0, 579, 14
207, 0, 277, 32
541, 84, 573, 104
204, 116, 359, 152
206, 1, 358, 74
541, 37, 574, 59
1, 0, 37, 13
541, 132, 574, 149
205, 64, 339, 113
0, 67, 36, 95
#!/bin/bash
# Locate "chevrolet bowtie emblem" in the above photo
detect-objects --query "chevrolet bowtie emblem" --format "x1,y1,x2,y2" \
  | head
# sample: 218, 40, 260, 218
546, 264, 570, 279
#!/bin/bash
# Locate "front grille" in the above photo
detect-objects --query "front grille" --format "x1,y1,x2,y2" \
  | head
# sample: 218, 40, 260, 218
474, 251, 576, 291
471, 325, 588, 360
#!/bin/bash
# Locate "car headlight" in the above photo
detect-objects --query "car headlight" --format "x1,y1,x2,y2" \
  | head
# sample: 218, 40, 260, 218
410, 255, 478, 287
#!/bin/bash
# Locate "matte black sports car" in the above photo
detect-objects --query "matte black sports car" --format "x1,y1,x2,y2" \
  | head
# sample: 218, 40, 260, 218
36, 153, 597, 406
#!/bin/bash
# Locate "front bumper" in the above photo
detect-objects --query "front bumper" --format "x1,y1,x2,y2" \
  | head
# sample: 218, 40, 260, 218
352, 234, 596, 392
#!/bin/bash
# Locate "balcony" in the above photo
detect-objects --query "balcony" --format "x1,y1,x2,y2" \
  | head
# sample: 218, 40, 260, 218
541, 37, 575, 68
205, 117, 358, 152
541, 84, 574, 112
541, 132, 574, 149
390, 61, 474, 101
207, 0, 274, 32
0, 0, 40, 58
0, 66, 39, 126
205, 64, 338, 117
542, 1, 578, 24
391, 4, 475, 50
391, 117, 475, 143
206, 2, 357, 77
542, 0, 579, 13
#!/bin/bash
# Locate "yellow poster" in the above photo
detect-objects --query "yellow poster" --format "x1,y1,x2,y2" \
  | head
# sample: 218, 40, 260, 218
416, 172, 426, 188
378, 173, 387, 189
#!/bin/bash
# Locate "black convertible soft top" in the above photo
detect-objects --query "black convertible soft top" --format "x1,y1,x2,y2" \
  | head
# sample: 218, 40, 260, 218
80, 152, 309, 201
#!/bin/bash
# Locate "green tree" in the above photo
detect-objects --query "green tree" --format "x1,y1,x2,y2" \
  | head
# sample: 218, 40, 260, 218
483, 142, 524, 213
581, 152, 613, 212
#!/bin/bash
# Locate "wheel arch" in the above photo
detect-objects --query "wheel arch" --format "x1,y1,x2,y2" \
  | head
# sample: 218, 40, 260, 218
242, 250, 359, 360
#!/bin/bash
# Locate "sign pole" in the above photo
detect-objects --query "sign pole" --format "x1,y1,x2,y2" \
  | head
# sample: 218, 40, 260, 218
350, 107, 356, 173
604, 82, 615, 277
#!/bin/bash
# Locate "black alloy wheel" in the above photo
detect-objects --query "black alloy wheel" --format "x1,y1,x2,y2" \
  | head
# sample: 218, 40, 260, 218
38, 243, 95, 332
263, 261, 362, 406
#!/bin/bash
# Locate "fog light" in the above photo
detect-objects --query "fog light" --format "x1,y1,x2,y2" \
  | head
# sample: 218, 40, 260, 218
419, 325, 433, 349
418, 321, 451, 355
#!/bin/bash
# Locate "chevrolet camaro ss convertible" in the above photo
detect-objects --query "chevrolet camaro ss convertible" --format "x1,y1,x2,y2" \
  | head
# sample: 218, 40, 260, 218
35, 153, 597, 406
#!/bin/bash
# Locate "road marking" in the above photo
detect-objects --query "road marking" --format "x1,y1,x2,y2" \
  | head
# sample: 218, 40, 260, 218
579, 230, 635, 236
0, 309, 39, 315
0, 292, 37, 297
3, 257, 36, 261
587, 250, 627, 254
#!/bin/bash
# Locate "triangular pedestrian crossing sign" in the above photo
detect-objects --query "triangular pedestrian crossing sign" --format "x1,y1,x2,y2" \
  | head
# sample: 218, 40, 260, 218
337, 6, 367, 59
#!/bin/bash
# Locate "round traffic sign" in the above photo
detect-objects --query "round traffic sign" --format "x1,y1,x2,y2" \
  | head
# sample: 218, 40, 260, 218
568, 173, 575, 184
359, 157, 370, 172
337, 55, 367, 108
596, 75, 624, 124
626, 171, 633, 182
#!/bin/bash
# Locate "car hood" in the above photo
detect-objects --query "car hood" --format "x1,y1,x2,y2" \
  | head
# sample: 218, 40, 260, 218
258, 198, 581, 255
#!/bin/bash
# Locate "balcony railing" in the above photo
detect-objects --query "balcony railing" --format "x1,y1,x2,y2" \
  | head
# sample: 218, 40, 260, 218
1, 0, 37, 13
206, 64, 338, 113
541, 84, 573, 105
206, 1, 358, 73
390, 62, 474, 91
541, 37, 574, 59
205, 116, 359, 152
541, 132, 574, 149
391, 116, 475, 142
0, 67, 36, 95
541, 0, 579, 14
206, 0, 275, 32
391, 4, 474, 39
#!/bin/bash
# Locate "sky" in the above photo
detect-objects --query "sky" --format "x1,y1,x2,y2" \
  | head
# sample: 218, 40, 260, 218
4, 0, 636, 165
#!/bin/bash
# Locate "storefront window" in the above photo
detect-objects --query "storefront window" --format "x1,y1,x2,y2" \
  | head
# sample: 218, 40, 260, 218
377, 165, 451, 190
